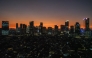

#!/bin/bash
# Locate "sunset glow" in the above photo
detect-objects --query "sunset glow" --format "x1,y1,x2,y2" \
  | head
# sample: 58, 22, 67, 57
0, 0, 92, 29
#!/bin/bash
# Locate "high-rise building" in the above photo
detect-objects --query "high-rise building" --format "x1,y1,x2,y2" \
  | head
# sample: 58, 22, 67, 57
83, 18, 91, 37
20, 23, 23, 35
75, 22, 80, 35
48, 27, 53, 35
40, 22, 43, 27
69, 26, 74, 34
39, 22, 43, 34
23, 24, 27, 34
65, 20, 69, 27
60, 25, 65, 31
65, 20, 69, 34
42, 27, 47, 34
54, 25, 58, 35
16, 23, 18, 34
16, 23, 18, 29
2, 21, 9, 35
83, 18, 90, 31
29, 21, 34, 35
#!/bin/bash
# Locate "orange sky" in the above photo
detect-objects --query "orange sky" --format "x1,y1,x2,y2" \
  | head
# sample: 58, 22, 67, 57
0, 18, 92, 29
0, 0, 92, 29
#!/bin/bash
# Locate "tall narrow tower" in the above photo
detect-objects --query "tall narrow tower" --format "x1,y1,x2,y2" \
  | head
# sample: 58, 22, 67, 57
83, 18, 89, 31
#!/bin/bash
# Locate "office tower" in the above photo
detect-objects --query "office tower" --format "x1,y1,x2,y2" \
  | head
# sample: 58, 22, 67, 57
83, 18, 89, 31
20, 23, 23, 35
75, 22, 80, 35
54, 25, 58, 35
2, 21, 9, 35
40, 22, 43, 27
39, 22, 43, 34
65, 20, 69, 34
16, 23, 18, 34
70, 26, 74, 34
16, 23, 18, 29
26, 25, 30, 34
83, 18, 91, 37
23, 24, 27, 34
29, 21, 34, 35
60, 25, 65, 32
65, 20, 69, 28
48, 27, 53, 35
43, 27, 47, 34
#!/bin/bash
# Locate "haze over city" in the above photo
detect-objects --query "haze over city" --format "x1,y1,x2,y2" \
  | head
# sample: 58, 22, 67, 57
0, 0, 92, 28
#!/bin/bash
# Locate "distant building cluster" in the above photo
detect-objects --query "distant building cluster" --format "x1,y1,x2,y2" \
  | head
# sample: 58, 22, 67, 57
0, 18, 92, 38
0, 18, 92, 58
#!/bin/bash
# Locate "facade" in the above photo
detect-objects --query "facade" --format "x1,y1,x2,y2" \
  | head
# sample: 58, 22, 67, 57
75, 22, 80, 35
29, 21, 34, 35
84, 18, 89, 31
23, 24, 27, 34
54, 25, 58, 35
20, 23, 23, 35
69, 26, 74, 34
39, 22, 43, 34
2, 21, 9, 35
47, 27, 53, 35
16, 23, 19, 34
83, 18, 91, 37
65, 20, 69, 28
65, 20, 69, 34
60, 25, 65, 31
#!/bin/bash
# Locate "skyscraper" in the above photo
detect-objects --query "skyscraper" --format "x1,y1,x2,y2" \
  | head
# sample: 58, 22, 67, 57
39, 22, 43, 35
70, 26, 74, 34
2, 21, 9, 35
16, 23, 18, 34
48, 27, 53, 35
60, 25, 65, 31
65, 20, 69, 34
65, 20, 69, 27
54, 25, 58, 35
83, 18, 91, 37
23, 24, 27, 34
20, 23, 23, 35
29, 21, 34, 35
16, 23, 18, 29
75, 22, 80, 35
83, 18, 89, 31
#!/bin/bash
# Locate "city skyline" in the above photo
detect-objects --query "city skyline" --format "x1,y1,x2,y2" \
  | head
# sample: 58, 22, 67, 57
0, 0, 92, 28
0, 18, 91, 29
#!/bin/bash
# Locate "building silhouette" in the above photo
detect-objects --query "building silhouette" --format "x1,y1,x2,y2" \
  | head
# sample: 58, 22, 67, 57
39, 22, 43, 35
29, 21, 34, 35
54, 25, 58, 35
75, 22, 80, 35
84, 18, 91, 36
69, 26, 74, 35
16, 23, 19, 34
65, 20, 69, 34
2, 21, 9, 35
65, 20, 69, 30
47, 27, 53, 35
20, 23, 23, 35
84, 18, 90, 31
